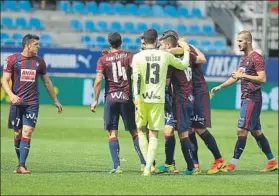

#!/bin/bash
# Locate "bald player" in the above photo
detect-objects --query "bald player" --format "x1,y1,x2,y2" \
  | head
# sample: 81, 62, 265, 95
211, 30, 278, 172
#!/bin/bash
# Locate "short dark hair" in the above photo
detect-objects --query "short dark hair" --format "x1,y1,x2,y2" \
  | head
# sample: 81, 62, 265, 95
22, 34, 40, 48
161, 36, 177, 47
143, 28, 158, 44
159, 30, 179, 41
108, 32, 122, 49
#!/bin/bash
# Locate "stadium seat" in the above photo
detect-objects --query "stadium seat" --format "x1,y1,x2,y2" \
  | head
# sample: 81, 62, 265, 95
81, 35, 93, 48
2, 17, 16, 29
202, 24, 217, 35
138, 4, 152, 16
85, 20, 96, 32
4, 0, 19, 11
188, 39, 199, 48
156, 0, 167, 5
72, 1, 86, 14
18, 0, 33, 12
16, 17, 29, 29
128, 45, 138, 50
99, 2, 114, 15
114, 3, 125, 15
1, 32, 9, 45
12, 33, 23, 46
135, 37, 141, 45
151, 23, 162, 33
123, 37, 132, 45
96, 36, 108, 48
191, 7, 204, 18
201, 40, 213, 52
29, 17, 44, 30
176, 24, 188, 35
58, 1, 71, 13
111, 21, 122, 33
123, 22, 136, 33
40, 34, 53, 47
189, 24, 202, 35
214, 40, 227, 52
136, 22, 148, 33
164, 5, 177, 17
125, 3, 139, 16
178, 7, 189, 18
152, 5, 165, 17
162, 23, 174, 32
69, 19, 83, 32
86, 1, 99, 14
97, 21, 109, 32
1, 1, 5, 11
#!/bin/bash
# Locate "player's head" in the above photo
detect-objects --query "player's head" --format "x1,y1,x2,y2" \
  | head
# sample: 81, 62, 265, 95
161, 30, 179, 41
237, 30, 253, 51
22, 34, 40, 55
139, 33, 146, 50
159, 33, 178, 50
143, 28, 158, 47
108, 32, 122, 49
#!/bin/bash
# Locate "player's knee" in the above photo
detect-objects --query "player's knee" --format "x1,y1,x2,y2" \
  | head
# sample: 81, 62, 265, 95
188, 128, 195, 134
108, 130, 118, 139
178, 131, 188, 140
250, 130, 262, 137
237, 128, 248, 137
22, 127, 34, 138
164, 126, 174, 136
14, 130, 22, 138
195, 128, 206, 135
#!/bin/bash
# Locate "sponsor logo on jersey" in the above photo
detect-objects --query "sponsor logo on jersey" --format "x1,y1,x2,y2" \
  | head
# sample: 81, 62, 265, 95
20, 69, 36, 82
142, 91, 161, 100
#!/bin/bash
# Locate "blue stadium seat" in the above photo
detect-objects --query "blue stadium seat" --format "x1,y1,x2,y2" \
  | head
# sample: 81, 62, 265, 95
86, 1, 99, 14
2, 17, 16, 29
214, 40, 227, 52
136, 22, 148, 33
97, 21, 109, 32
156, 0, 167, 5
69, 19, 83, 32
151, 23, 162, 33
201, 40, 213, 52
41, 34, 53, 47
18, 0, 33, 12
123, 22, 136, 33
135, 37, 141, 45
188, 39, 199, 48
189, 24, 202, 35
29, 17, 44, 30
162, 23, 174, 32
138, 4, 152, 16
16, 17, 29, 29
114, 3, 125, 15
81, 35, 93, 48
85, 20, 96, 32
58, 1, 71, 13
178, 7, 189, 18
202, 24, 217, 35
191, 7, 203, 18
12, 33, 23, 46
72, 1, 86, 14
152, 5, 165, 17
164, 5, 177, 17
4, 0, 19, 11
99, 2, 114, 15
128, 45, 138, 50
111, 21, 122, 32
125, 3, 138, 16
176, 24, 188, 35
1, 32, 10, 45
1, 1, 5, 11
123, 37, 132, 45
96, 36, 109, 48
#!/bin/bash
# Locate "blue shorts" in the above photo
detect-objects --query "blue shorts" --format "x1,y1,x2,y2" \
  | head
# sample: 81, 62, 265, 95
8, 104, 39, 130
238, 99, 262, 131
165, 93, 176, 127
173, 99, 193, 132
104, 97, 136, 131
192, 92, 211, 128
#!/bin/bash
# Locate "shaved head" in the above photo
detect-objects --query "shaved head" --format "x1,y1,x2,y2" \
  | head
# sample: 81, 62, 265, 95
238, 30, 252, 43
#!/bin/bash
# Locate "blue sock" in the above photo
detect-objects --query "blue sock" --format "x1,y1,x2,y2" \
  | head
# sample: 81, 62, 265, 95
109, 137, 120, 169
165, 135, 176, 165
189, 133, 199, 164
180, 137, 194, 171
132, 135, 146, 165
233, 136, 247, 159
200, 130, 222, 160
14, 136, 21, 162
254, 134, 274, 160
19, 137, 31, 167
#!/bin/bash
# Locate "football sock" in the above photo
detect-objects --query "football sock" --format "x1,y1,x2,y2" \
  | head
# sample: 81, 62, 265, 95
165, 135, 175, 165
109, 137, 120, 169
180, 137, 194, 171
145, 137, 158, 172
189, 132, 199, 164
138, 132, 148, 163
132, 135, 146, 165
200, 130, 222, 160
254, 134, 275, 160
14, 135, 21, 162
19, 137, 31, 167
232, 136, 247, 161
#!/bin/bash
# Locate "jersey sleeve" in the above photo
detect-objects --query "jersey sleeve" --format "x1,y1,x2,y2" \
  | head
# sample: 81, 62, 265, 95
3, 55, 15, 73
253, 54, 265, 72
96, 58, 104, 74
167, 51, 189, 70
190, 53, 197, 64
39, 59, 47, 75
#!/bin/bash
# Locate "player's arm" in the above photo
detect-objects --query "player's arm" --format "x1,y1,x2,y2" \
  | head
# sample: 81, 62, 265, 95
41, 74, 63, 113
132, 55, 141, 104
240, 71, 266, 83
91, 58, 103, 112
191, 45, 207, 64
1, 72, 20, 104
211, 71, 240, 95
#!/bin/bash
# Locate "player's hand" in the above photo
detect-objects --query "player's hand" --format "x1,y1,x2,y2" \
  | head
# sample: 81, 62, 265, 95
91, 100, 98, 113
54, 100, 63, 113
101, 49, 109, 56
231, 71, 244, 80
211, 85, 222, 96
9, 94, 21, 104
177, 38, 190, 51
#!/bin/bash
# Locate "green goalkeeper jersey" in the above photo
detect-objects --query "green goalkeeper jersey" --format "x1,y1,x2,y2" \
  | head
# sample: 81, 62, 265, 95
132, 48, 190, 103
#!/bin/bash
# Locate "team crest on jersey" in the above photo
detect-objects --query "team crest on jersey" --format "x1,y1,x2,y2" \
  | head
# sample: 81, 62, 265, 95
20, 69, 36, 82
36, 62, 40, 67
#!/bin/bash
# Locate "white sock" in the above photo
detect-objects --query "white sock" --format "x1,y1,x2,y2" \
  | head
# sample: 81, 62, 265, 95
145, 137, 158, 173
138, 132, 148, 164
231, 158, 238, 166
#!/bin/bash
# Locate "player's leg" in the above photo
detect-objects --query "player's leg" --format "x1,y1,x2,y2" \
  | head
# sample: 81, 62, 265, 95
120, 100, 146, 170
104, 100, 121, 173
